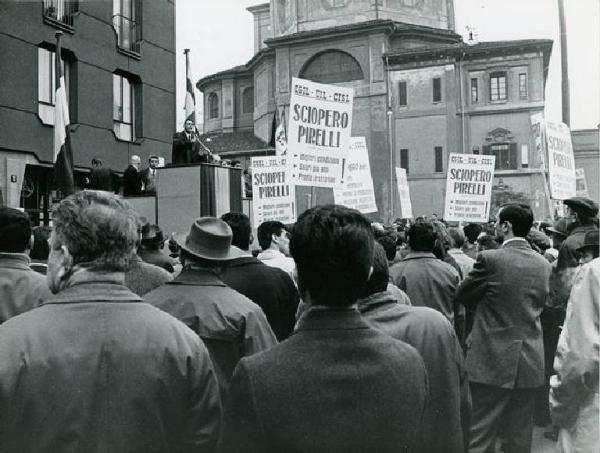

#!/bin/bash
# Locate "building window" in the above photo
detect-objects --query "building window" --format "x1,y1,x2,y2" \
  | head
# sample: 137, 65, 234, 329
38, 47, 73, 126
398, 81, 407, 106
489, 72, 507, 101
113, 0, 141, 53
483, 143, 518, 170
519, 73, 528, 99
400, 148, 409, 173
432, 77, 442, 102
300, 50, 364, 84
434, 146, 443, 172
470, 78, 478, 103
208, 93, 219, 119
113, 73, 135, 141
43, 0, 78, 27
242, 87, 254, 114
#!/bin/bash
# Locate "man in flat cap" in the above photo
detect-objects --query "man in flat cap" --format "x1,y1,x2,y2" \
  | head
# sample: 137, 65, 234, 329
144, 217, 277, 402
550, 197, 599, 311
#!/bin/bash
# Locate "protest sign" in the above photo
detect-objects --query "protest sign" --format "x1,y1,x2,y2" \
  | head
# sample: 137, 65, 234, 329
251, 155, 296, 227
333, 137, 377, 214
546, 121, 576, 200
443, 153, 495, 222
394, 167, 413, 219
575, 168, 589, 197
288, 77, 353, 188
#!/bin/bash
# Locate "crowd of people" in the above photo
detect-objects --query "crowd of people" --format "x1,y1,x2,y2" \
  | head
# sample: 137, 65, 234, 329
0, 190, 598, 452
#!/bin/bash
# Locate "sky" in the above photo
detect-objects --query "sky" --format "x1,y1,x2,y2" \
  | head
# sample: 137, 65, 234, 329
175, 0, 600, 131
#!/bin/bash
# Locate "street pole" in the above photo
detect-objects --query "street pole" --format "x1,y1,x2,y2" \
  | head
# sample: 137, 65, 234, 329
557, 0, 570, 126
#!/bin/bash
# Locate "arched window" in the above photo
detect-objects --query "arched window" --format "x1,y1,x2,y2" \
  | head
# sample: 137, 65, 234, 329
242, 87, 254, 114
208, 92, 219, 119
300, 50, 364, 84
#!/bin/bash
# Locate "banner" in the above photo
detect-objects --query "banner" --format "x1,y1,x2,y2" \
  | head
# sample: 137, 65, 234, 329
443, 153, 495, 222
288, 77, 353, 188
546, 121, 576, 200
251, 155, 296, 227
333, 137, 377, 214
394, 167, 413, 219
575, 168, 589, 197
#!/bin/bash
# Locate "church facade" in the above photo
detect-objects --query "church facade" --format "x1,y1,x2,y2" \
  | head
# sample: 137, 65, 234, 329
197, 0, 554, 221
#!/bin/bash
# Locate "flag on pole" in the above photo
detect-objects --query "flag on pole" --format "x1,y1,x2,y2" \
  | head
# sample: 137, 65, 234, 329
53, 31, 74, 196
274, 107, 287, 156
184, 49, 196, 125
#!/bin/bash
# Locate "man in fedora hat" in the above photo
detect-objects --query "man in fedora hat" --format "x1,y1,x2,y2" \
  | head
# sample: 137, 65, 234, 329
144, 217, 277, 402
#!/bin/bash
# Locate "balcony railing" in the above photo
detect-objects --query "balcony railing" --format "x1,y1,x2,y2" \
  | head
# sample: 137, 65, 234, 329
43, 0, 78, 28
113, 14, 141, 55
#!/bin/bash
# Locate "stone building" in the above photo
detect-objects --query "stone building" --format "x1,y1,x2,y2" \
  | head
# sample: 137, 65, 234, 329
0, 0, 175, 223
197, 0, 557, 220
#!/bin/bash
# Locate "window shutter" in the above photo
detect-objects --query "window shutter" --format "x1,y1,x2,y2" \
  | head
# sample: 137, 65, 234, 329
509, 143, 518, 169
482, 145, 491, 155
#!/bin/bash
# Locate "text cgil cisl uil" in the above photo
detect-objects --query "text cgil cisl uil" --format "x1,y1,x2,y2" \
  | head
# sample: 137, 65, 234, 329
448, 168, 492, 195
292, 104, 350, 147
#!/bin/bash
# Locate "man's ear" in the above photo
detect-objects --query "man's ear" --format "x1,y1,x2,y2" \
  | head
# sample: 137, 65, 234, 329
271, 233, 279, 245
367, 266, 374, 281
249, 233, 255, 245
54, 244, 74, 283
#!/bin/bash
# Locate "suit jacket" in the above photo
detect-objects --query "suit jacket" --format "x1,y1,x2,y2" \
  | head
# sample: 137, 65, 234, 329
219, 307, 428, 453
144, 267, 277, 401
0, 275, 221, 453
172, 131, 210, 165
220, 255, 299, 341
358, 291, 471, 453
140, 167, 158, 194
122, 165, 143, 196
88, 167, 115, 192
455, 238, 551, 389
124, 254, 173, 296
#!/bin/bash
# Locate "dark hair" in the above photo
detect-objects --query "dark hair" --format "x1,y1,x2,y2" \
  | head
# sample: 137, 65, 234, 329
408, 221, 437, 252
0, 207, 32, 253
361, 242, 389, 298
499, 203, 534, 237
290, 204, 374, 307
91, 157, 102, 166
148, 155, 159, 162
447, 227, 465, 248
463, 223, 482, 243
376, 233, 398, 262
477, 234, 499, 251
257, 221, 286, 250
221, 212, 251, 251
140, 224, 165, 251
30, 226, 52, 260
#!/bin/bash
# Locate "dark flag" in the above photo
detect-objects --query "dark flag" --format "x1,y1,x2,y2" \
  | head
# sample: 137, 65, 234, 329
53, 32, 74, 196
184, 48, 196, 125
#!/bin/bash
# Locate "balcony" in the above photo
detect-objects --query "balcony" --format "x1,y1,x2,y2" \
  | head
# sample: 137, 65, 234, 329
113, 14, 142, 57
43, 0, 78, 31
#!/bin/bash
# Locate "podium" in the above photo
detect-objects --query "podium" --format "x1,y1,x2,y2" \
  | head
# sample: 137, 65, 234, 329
155, 164, 242, 236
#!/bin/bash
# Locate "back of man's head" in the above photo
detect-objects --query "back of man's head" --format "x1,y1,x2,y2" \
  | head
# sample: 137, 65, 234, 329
52, 190, 139, 271
0, 207, 32, 253
361, 242, 389, 298
221, 212, 251, 251
408, 221, 437, 252
499, 203, 534, 237
290, 204, 374, 307
257, 220, 286, 250
463, 223, 482, 244
376, 233, 398, 262
447, 227, 465, 249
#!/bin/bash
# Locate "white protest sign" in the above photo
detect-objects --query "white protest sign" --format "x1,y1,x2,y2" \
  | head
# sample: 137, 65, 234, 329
575, 168, 589, 197
251, 155, 296, 227
394, 167, 413, 219
444, 153, 495, 222
546, 121, 576, 200
333, 137, 377, 214
288, 77, 353, 188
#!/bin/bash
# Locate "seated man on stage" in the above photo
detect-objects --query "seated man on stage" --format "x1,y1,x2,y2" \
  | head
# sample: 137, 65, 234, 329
171, 119, 220, 165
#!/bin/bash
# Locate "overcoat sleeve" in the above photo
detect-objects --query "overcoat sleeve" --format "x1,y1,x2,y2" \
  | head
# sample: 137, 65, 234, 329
549, 262, 600, 428
243, 310, 278, 357
455, 252, 489, 310
218, 359, 267, 453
